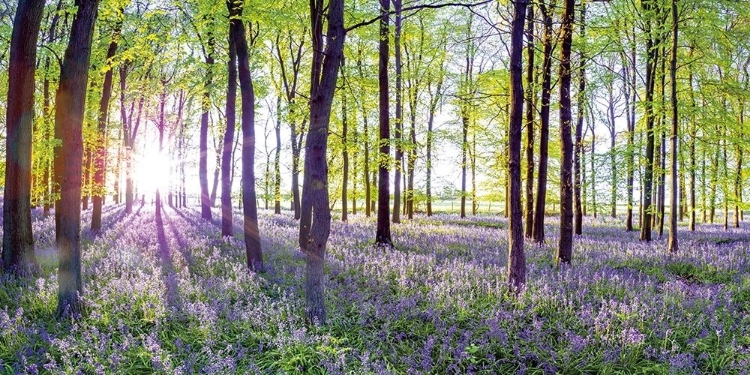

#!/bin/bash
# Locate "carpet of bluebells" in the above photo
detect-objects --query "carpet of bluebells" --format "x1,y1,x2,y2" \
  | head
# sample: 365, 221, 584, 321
1, 201, 750, 374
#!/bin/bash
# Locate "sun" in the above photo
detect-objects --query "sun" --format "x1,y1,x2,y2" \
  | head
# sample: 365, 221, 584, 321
133, 145, 171, 196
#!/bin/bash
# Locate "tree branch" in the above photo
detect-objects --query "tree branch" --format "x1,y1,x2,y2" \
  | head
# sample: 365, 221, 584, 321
345, 0, 492, 33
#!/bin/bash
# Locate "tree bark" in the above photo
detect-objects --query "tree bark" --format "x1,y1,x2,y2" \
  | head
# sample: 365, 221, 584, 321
532, 1, 554, 244
640, 0, 658, 242
392, 0, 403, 224
200, 21, 215, 220
376, 0, 392, 246
524, 3, 535, 238
298, 0, 345, 325
56, 0, 100, 317
221, 28, 237, 237
274, 95, 282, 214
341, 89, 349, 222
92, 14, 122, 233
508, 0, 528, 292
228, 0, 263, 271
667, 0, 678, 253
573, 4, 586, 235
557, 0, 574, 264
2, 0, 45, 273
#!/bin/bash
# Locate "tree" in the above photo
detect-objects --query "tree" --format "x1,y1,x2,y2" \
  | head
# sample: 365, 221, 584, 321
228, 0, 263, 272
56, 0, 101, 317
91, 7, 124, 234
392, 0, 403, 224
557, 0, 574, 265
640, 0, 659, 242
298, 0, 345, 324
2, 0, 45, 274
199, 15, 215, 220
667, 0, 678, 253
573, 3, 586, 235
508, 0, 528, 291
221, 25, 237, 237
375, 0, 392, 246
532, 0, 555, 244
523, 3, 535, 238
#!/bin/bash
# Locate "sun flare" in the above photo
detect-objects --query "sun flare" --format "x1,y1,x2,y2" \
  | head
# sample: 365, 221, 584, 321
133, 146, 171, 195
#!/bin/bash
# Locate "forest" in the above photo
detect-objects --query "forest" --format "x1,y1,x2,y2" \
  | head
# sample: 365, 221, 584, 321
1, 0, 750, 373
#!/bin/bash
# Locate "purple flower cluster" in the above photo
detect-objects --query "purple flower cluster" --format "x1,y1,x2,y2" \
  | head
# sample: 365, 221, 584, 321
1, 203, 749, 373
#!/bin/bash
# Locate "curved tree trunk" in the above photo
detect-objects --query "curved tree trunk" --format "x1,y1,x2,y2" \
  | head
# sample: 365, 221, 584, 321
228, 0, 263, 271
298, 0, 345, 325
2, 0, 45, 273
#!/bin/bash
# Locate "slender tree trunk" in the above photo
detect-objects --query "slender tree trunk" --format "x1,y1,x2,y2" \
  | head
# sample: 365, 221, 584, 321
608, 89, 616, 219
274, 96, 282, 214
2, 0, 45, 273
508, 0, 528, 291
56, 0, 100, 317
524, 3, 535, 237
341, 90, 349, 222
557, 0, 575, 264
392, 0, 403, 224
574, 3, 586, 235
200, 24, 215, 220
532, 2, 554, 243
92, 16, 122, 233
221, 31, 237, 237
298, 0, 345, 325
426, 53, 444, 218
640, 0, 657, 242
667, 0, 679, 252
376, 0, 392, 246
688, 50, 696, 231
229, 0, 263, 271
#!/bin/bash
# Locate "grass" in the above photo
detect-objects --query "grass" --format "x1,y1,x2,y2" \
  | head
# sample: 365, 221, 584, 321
1, 205, 750, 373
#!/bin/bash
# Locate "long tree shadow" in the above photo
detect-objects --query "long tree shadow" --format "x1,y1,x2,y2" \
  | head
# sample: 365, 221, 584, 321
155, 207, 182, 314
162, 206, 196, 274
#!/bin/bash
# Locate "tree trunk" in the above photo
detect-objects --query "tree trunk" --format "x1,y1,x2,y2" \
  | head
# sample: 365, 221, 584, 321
524, 3, 536, 237
392, 0, 403, 224
200, 23, 215, 220
608, 89, 616, 219
92, 15, 122, 233
667, 0, 678, 253
688, 47, 696, 231
623, 22, 636, 231
274, 96, 282, 214
557, 0, 575, 264
532, 2, 554, 244
298, 0, 345, 325
56, 0, 100, 317
341, 90, 349, 222
221, 29, 237, 237
2, 0, 45, 273
640, 0, 658, 242
376, 0, 392, 246
574, 3, 586, 235
508, 0, 528, 291
229, 0, 263, 271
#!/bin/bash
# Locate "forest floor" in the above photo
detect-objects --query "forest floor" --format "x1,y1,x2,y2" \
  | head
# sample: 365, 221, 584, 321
1, 202, 750, 374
